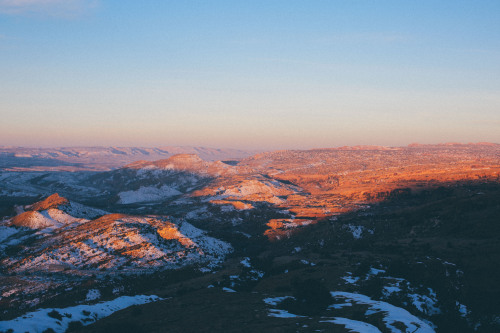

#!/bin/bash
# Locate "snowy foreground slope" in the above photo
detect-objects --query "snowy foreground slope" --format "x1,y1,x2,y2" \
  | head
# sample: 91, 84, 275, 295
263, 291, 434, 332
0, 295, 162, 333
329, 292, 435, 332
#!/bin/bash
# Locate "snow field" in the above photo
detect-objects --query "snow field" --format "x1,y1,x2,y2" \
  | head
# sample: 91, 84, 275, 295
0, 295, 162, 333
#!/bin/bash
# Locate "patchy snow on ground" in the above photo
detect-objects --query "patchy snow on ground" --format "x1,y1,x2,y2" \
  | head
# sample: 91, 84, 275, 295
456, 302, 468, 318
331, 292, 435, 333
369, 268, 386, 276
62, 201, 107, 219
262, 291, 433, 331
345, 224, 374, 239
220, 205, 234, 212
229, 265, 265, 288
0, 226, 19, 243
240, 257, 251, 268
348, 225, 364, 239
408, 292, 440, 316
118, 185, 181, 204
383, 286, 402, 295
184, 206, 209, 220
263, 296, 295, 306
300, 259, 316, 266
342, 274, 360, 284
344, 267, 441, 319
85, 289, 101, 301
321, 317, 382, 333
222, 287, 236, 293
263, 296, 306, 318
381, 277, 440, 317
0, 295, 162, 333
178, 221, 232, 265
6, 215, 232, 274
236, 231, 251, 238
268, 309, 304, 318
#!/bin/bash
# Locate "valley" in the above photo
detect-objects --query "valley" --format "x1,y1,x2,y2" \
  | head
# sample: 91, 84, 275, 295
0, 144, 499, 332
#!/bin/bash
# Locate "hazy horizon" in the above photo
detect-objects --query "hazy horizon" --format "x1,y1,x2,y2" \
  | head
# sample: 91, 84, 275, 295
1, 1, 499, 149
1, 141, 499, 152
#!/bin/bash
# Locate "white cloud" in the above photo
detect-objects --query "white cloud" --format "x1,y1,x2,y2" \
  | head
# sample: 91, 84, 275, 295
0, 0, 99, 18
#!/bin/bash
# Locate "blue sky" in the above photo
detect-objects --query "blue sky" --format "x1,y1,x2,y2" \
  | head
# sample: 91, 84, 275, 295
1, 0, 499, 149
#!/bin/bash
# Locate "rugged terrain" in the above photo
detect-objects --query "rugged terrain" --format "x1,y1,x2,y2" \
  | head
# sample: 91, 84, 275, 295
0, 143, 499, 332
0, 146, 257, 171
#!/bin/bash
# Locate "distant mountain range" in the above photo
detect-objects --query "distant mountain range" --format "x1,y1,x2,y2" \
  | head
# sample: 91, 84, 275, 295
2, 143, 498, 172
0, 146, 260, 171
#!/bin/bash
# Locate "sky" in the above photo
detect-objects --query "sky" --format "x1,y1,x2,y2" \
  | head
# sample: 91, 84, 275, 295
0, 0, 499, 149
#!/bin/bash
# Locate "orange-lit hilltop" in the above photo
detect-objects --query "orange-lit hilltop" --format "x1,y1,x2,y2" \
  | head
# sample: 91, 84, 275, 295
95, 144, 500, 240
75, 143, 500, 241
182, 143, 500, 239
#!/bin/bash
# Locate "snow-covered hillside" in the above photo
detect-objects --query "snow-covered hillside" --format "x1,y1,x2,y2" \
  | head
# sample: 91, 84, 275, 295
2, 196, 232, 273
0, 295, 162, 333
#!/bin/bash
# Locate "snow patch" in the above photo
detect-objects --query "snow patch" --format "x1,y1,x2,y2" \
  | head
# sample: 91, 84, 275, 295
342, 275, 360, 284
331, 291, 435, 333
321, 317, 382, 333
0, 295, 162, 333
263, 296, 295, 306
268, 309, 304, 318
408, 293, 440, 316
0, 226, 19, 243
369, 268, 386, 276
348, 225, 364, 239
63, 201, 107, 219
240, 257, 251, 268
456, 302, 468, 317
85, 289, 101, 301
185, 206, 209, 220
